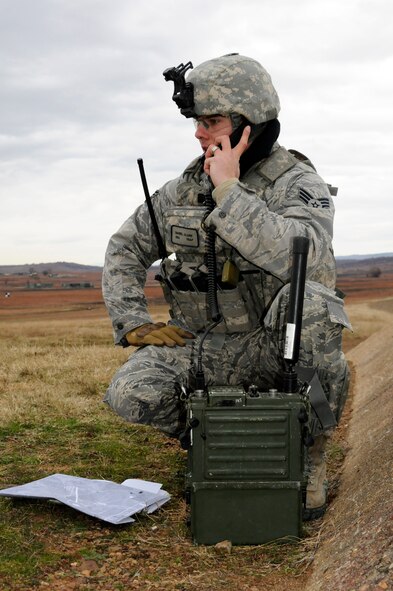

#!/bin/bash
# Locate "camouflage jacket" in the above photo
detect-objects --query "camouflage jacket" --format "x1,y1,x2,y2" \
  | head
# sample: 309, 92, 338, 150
103, 144, 338, 343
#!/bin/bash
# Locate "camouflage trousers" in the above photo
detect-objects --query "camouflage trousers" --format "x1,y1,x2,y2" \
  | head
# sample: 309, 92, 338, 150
104, 281, 351, 437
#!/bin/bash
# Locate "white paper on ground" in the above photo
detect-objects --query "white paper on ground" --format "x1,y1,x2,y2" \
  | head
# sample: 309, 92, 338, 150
0, 474, 170, 525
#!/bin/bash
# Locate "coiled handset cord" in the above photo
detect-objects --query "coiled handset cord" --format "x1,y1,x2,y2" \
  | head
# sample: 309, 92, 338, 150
205, 193, 222, 323
195, 191, 223, 391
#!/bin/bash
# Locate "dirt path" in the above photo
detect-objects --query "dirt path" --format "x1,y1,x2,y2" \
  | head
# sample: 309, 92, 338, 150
306, 299, 393, 590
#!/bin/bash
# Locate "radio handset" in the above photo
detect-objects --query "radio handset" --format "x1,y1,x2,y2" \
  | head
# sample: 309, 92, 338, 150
229, 120, 248, 148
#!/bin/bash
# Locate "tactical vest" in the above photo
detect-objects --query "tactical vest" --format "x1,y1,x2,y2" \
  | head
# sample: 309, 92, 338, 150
158, 148, 306, 334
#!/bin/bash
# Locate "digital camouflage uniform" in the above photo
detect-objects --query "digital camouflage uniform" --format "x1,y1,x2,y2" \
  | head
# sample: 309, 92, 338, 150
102, 55, 351, 438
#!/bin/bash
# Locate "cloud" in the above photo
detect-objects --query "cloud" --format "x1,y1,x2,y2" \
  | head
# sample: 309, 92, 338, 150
1, 0, 392, 264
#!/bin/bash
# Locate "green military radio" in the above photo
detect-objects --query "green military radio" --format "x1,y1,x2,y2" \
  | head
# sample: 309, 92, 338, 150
180, 236, 312, 545
184, 386, 308, 545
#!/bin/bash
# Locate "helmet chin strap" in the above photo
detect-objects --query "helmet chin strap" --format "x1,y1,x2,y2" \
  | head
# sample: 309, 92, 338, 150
229, 113, 244, 131
248, 121, 268, 143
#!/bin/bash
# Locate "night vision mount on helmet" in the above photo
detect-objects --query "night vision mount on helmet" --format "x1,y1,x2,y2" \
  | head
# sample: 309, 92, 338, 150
163, 61, 195, 118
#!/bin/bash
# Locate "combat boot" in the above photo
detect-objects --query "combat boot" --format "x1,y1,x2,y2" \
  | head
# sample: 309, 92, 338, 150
303, 434, 328, 521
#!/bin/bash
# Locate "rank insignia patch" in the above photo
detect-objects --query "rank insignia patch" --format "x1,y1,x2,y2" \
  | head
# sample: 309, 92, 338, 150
299, 188, 330, 209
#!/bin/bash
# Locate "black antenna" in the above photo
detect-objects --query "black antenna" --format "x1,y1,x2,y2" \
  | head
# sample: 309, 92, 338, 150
283, 236, 310, 393
137, 158, 167, 261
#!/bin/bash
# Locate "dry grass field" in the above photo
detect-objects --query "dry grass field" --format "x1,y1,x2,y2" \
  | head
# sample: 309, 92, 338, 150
0, 270, 392, 590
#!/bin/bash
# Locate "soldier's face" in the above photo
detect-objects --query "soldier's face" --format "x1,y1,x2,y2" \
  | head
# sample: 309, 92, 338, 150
194, 115, 233, 152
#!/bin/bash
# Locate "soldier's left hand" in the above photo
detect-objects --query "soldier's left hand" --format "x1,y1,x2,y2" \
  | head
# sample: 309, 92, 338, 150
204, 125, 251, 187
126, 323, 194, 347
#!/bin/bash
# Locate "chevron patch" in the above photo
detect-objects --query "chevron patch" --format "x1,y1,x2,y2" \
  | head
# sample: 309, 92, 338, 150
298, 188, 330, 209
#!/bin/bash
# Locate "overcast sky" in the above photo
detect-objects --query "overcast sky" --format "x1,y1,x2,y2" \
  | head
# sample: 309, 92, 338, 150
1, 0, 392, 266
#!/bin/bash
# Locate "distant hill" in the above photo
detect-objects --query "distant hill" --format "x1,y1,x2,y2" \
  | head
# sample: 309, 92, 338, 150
336, 254, 393, 275
0, 262, 103, 275
336, 252, 393, 262
1, 253, 392, 278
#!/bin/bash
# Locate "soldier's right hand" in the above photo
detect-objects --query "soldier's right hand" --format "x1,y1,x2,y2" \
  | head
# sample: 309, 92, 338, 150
125, 323, 194, 347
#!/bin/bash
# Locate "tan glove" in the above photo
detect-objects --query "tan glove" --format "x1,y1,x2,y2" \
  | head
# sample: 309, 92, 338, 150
125, 322, 194, 347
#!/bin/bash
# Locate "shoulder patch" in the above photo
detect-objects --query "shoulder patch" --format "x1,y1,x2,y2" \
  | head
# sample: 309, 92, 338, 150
298, 188, 330, 209
257, 147, 298, 183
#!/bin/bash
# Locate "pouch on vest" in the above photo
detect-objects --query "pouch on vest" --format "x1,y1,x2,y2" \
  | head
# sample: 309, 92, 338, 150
171, 286, 255, 334
163, 207, 208, 255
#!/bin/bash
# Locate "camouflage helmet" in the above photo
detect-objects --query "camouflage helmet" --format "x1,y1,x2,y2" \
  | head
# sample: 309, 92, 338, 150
186, 53, 280, 124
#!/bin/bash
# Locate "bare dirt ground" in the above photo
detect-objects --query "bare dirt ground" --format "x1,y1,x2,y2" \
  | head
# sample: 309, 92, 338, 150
305, 296, 393, 591
1, 271, 392, 589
